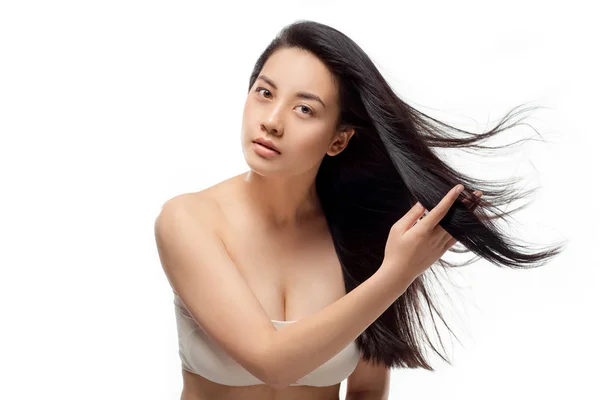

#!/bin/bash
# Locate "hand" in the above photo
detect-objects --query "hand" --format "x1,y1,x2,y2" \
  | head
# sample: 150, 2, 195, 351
382, 185, 483, 283
460, 189, 483, 212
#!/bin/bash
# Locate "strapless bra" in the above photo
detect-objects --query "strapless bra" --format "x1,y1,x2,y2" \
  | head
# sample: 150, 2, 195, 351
173, 292, 361, 387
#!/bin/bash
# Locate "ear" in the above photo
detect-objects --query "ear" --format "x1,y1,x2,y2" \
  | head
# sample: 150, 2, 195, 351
326, 127, 356, 157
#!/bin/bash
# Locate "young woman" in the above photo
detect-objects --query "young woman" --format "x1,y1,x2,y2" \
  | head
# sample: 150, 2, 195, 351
154, 20, 565, 400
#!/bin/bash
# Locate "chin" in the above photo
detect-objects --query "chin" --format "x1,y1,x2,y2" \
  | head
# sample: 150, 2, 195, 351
245, 158, 300, 181
242, 149, 278, 172
245, 160, 282, 176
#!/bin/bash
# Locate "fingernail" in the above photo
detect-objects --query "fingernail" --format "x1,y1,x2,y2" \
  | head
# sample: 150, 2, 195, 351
456, 185, 464, 194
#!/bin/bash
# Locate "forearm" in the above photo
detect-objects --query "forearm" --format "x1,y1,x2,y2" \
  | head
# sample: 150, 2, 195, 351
346, 392, 388, 400
266, 261, 412, 387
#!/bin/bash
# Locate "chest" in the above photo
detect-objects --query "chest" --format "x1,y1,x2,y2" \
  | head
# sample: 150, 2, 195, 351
217, 212, 348, 322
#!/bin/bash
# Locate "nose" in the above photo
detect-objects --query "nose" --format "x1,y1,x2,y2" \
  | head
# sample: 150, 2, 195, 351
261, 106, 284, 136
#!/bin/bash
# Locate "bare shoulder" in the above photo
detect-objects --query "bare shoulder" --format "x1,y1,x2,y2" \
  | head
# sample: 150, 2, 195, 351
156, 174, 241, 226
152, 174, 281, 386
156, 192, 220, 231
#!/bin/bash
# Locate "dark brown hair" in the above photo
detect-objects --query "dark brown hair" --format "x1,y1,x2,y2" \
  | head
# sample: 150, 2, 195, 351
247, 20, 566, 370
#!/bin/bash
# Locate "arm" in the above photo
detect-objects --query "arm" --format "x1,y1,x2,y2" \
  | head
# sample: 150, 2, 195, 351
346, 393, 389, 400
155, 195, 412, 389
155, 196, 279, 386
345, 358, 390, 399
266, 261, 407, 387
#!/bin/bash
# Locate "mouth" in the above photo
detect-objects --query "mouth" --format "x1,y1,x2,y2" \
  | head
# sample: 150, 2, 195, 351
253, 141, 280, 154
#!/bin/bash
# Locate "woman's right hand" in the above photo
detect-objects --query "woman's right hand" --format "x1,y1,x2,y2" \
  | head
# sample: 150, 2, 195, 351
382, 184, 481, 284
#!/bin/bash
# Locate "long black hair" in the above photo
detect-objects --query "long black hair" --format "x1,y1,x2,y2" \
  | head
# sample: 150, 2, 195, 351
246, 20, 566, 370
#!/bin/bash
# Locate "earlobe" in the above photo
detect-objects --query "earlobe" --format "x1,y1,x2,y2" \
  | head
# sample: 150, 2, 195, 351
327, 128, 355, 156
326, 143, 343, 157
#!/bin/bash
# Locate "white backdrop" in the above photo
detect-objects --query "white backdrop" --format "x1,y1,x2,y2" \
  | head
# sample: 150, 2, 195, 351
1, 1, 598, 399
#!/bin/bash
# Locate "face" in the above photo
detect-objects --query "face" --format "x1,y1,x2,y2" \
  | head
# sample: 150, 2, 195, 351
241, 47, 354, 177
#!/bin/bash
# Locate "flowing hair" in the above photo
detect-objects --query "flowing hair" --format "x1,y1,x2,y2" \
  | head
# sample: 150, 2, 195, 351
246, 20, 566, 370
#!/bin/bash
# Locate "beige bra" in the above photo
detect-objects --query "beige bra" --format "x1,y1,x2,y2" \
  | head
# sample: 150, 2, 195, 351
173, 292, 361, 386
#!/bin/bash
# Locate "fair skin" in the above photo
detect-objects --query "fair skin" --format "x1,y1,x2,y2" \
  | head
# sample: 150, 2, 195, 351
157, 47, 482, 400
240, 47, 355, 230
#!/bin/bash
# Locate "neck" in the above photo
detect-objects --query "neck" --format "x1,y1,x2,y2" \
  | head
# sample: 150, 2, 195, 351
240, 169, 324, 229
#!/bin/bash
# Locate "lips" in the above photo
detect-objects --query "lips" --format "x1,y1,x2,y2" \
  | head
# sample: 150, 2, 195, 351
253, 138, 280, 153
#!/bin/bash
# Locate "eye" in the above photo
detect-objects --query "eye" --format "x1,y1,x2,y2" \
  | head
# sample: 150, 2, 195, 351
255, 87, 272, 98
255, 87, 314, 116
295, 105, 314, 116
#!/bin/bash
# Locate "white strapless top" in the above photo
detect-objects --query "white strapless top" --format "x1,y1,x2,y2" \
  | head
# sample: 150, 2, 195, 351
173, 292, 361, 386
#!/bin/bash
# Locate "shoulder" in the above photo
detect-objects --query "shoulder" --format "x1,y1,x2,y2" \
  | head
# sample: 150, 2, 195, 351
156, 191, 221, 232
153, 191, 227, 294
154, 173, 248, 246
156, 174, 242, 225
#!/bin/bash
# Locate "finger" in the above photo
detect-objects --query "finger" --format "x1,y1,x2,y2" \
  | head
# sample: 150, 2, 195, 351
422, 184, 464, 229
435, 190, 482, 239
470, 191, 483, 210
396, 201, 427, 234
459, 190, 481, 204
435, 189, 482, 235
412, 208, 428, 227
460, 190, 483, 210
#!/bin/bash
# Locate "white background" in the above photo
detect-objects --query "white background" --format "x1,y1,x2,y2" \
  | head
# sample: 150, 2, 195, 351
1, 1, 598, 399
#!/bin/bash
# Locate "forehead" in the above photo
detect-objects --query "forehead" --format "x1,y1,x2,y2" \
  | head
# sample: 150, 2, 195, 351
259, 47, 338, 105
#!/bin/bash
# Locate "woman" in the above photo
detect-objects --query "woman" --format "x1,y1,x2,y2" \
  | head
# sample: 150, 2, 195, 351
154, 20, 565, 400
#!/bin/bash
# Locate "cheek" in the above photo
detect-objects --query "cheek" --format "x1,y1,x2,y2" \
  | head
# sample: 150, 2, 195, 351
241, 102, 258, 134
242, 100, 252, 122
294, 129, 333, 156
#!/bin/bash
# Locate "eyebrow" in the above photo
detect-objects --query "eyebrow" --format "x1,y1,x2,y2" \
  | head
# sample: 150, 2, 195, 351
257, 75, 327, 109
